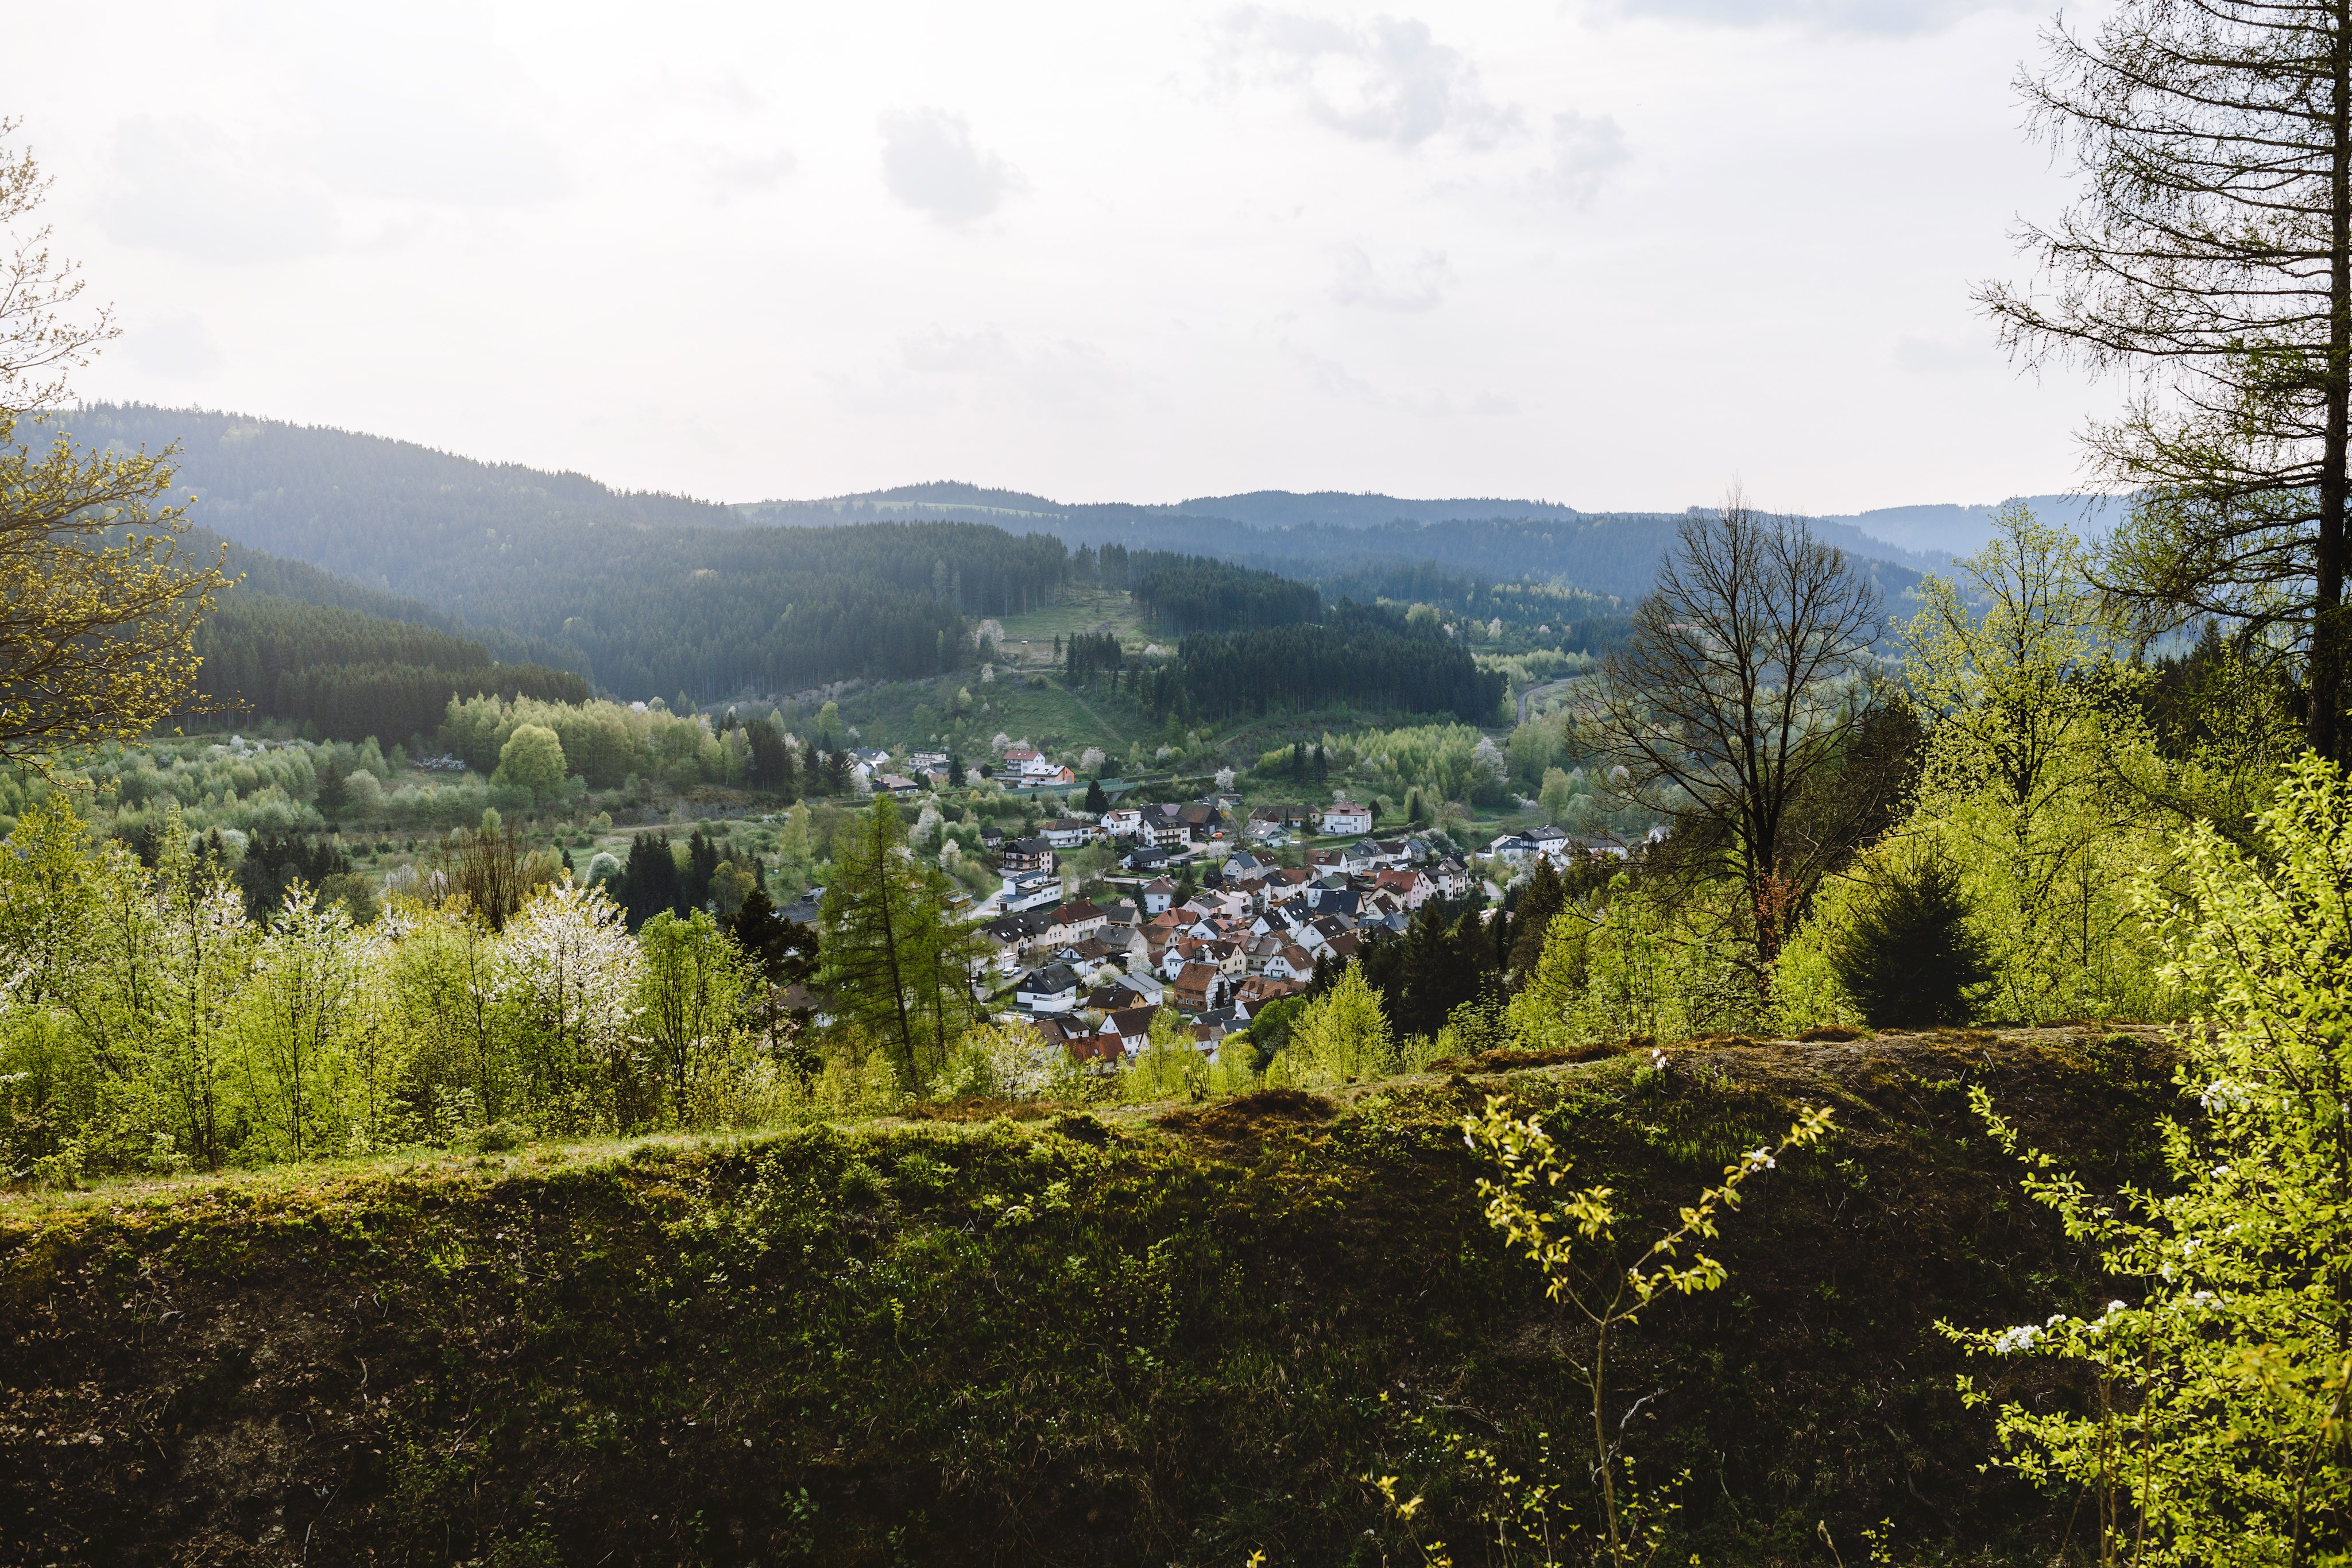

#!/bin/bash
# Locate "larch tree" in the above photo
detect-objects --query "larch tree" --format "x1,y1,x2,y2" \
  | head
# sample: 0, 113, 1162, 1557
1982, 1, 2352, 758
0, 121, 226, 762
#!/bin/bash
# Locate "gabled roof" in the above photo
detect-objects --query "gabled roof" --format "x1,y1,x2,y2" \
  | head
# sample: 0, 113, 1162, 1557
1019, 962, 1080, 993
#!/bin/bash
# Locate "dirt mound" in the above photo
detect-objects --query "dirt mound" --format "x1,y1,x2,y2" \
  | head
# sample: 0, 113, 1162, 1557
1158, 1086, 1335, 1139
1429, 1040, 1630, 1074
899, 1097, 1062, 1123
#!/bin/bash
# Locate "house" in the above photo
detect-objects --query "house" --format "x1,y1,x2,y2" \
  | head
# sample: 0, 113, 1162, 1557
1042, 818, 1096, 849
1039, 899, 1109, 947
1042, 1015, 1120, 1065
1143, 806, 1192, 850
1171, 962, 1228, 1013
1432, 857, 1471, 898
1375, 867, 1435, 909
1002, 746, 1041, 767
978, 826, 1007, 851
1098, 1006, 1158, 1058
1122, 845, 1171, 873
1248, 803, 1314, 842
1142, 877, 1177, 916
1264, 944, 1318, 983
907, 750, 949, 773
1014, 962, 1081, 1013
1236, 974, 1307, 1011
1019, 765, 1077, 790
1175, 803, 1225, 840
999, 873, 1061, 913
1320, 800, 1374, 836
1000, 837, 1056, 875
1101, 806, 1144, 838
876, 773, 920, 797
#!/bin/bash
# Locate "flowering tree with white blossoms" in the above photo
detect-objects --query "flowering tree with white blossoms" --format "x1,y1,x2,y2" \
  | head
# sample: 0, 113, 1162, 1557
1948, 753, 2352, 1568
494, 879, 641, 1124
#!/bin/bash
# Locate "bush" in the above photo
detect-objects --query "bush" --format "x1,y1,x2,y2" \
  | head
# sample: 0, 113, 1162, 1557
1828, 853, 1991, 1025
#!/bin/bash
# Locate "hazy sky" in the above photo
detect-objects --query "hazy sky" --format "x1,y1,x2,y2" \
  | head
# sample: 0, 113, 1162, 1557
7, 1, 2122, 514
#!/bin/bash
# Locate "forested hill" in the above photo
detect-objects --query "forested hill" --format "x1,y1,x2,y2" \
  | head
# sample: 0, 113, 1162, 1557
57, 407, 1066, 703
753, 482, 1932, 603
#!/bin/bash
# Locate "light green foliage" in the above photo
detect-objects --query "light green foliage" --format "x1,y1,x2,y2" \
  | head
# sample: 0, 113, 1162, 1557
1119, 1007, 1204, 1102
1282, 965, 1395, 1085
635, 909, 755, 1124
441, 694, 736, 791
1900, 505, 2169, 1020
0, 793, 805, 1176
933, 1017, 1053, 1101
1948, 753, 2352, 1567
1506, 883, 1766, 1049
492, 723, 566, 802
818, 797, 987, 1090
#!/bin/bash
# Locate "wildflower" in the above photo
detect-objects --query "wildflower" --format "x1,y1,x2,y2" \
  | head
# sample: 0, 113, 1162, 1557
1650, 1048, 1668, 1072
1743, 1147, 1775, 1171
1993, 1323, 2041, 1354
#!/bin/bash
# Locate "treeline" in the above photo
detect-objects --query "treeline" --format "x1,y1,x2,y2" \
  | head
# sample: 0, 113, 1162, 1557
1136, 603, 1506, 723
195, 594, 590, 742
1125, 551, 1323, 633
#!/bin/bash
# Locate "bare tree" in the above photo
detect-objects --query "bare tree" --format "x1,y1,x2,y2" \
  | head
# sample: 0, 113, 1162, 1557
1584, 497, 1884, 968
1980, 2, 2352, 759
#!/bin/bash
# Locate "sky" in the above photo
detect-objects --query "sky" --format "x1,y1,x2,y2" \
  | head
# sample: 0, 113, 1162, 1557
5, 0, 2124, 514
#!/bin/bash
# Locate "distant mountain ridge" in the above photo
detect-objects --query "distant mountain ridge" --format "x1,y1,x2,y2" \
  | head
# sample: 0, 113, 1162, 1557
59, 406, 2100, 677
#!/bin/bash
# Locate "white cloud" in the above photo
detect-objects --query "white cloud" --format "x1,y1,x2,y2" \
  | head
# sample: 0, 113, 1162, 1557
1895, 335, 1976, 374
1219, 9, 1517, 150
98, 117, 337, 264
1597, 0, 2035, 37
878, 110, 1023, 224
1544, 111, 1629, 205
122, 314, 226, 380
1330, 244, 1450, 312
698, 148, 799, 203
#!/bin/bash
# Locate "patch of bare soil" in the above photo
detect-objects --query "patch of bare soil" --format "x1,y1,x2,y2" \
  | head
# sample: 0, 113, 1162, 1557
1157, 1087, 1335, 1141
1427, 1040, 1630, 1074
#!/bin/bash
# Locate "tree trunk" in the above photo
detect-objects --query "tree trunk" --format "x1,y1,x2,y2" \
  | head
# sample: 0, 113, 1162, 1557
2321, 1, 2352, 764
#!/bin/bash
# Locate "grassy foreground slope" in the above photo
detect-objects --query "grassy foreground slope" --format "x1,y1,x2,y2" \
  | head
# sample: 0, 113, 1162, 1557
1, 1032, 2175, 1567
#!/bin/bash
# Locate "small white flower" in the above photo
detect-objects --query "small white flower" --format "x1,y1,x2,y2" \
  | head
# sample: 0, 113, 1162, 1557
1992, 1324, 2041, 1354
2106, 1299, 2127, 1315
1649, 1049, 1668, 1071
1744, 1148, 1775, 1171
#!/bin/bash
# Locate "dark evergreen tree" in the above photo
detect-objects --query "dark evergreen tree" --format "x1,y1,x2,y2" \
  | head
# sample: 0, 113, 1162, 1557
236, 834, 355, 921
313, 759, 349, 820
1083, 777, 1109, 814
1829, 857, 1992, 1027
614, 833, 683, 930
682, 827, 722, 910
1506, 857, 1566, 978
947, 751, 965, 787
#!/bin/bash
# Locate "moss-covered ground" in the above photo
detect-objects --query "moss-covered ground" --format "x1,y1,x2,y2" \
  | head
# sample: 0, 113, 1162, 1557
0, 1028, 2177, 1566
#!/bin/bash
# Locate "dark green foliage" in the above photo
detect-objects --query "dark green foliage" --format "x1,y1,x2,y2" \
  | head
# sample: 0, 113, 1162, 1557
745, 719, 799, 796
1359, 899, 1502, 1036
194, 593, 590, 744
1128, 551, 1321, 633
611, 833, 683, 930
1063, 630, 1123, 685
237, 833, 355, 920
1082, 777, 1108, 813
1831, 857, 1994, 1025
726, 885, 820, 989
1134, 603, 1506, 723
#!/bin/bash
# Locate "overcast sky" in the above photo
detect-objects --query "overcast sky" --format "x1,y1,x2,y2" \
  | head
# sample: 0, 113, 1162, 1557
6, 1, 2121, 514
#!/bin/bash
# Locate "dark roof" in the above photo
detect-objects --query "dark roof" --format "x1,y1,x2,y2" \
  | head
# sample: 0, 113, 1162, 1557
1019, 962, 1080, 993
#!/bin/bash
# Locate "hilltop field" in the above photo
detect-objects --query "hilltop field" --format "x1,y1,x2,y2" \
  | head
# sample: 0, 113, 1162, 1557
2, 1027, 2175, 1567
